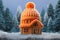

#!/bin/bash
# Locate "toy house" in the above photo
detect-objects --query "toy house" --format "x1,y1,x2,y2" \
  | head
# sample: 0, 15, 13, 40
19, 2, 43, 34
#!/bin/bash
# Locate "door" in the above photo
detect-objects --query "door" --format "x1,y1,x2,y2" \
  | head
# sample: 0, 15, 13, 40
33, 28, 38, 34
32, 22, 39, 34
34, 28, 37, 34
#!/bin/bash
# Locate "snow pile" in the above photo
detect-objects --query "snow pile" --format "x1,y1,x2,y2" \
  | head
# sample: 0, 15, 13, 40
0, 30, 60, 40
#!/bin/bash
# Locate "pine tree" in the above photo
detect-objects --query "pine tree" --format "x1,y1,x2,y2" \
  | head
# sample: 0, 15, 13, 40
41, 8, 45, 23
0, 0, 4, 13
47, 4, 54, 32
10, 16, 19, 32
16, 6, 22, 24
4, 8, 13, 32
0, 0, 6, 31
18, 13, 21, 24
0, 11, 5, 30
47, 18, 54, 32
43, 4, 54, 32
54, 0, 60, 32
47, 4, 54, 19
43, 12, 48, 32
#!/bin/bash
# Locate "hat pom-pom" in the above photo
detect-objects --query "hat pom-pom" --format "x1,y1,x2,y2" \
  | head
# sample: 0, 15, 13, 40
26, 2, 35, 8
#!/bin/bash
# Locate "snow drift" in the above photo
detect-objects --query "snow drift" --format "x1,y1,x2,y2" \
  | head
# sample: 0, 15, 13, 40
0, 30, 60, 40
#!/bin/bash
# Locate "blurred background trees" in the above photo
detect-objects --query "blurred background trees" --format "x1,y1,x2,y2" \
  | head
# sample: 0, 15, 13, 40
0, 0, 19, 32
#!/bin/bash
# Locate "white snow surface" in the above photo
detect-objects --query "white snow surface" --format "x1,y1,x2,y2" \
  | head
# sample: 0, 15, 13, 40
0, 30, 60, 40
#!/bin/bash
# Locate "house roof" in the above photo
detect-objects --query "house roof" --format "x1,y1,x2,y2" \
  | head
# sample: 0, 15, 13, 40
19, 19, 43, 28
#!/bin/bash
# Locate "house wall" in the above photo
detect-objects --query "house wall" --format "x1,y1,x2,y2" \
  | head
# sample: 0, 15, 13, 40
21, 28, 31, 34
21, 27, 42, 34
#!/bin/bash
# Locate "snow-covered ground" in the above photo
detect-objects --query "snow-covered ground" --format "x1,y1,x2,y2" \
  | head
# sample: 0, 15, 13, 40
0, 30, 60, 40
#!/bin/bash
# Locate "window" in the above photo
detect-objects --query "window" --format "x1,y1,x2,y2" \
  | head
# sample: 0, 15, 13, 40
26, 20, 30, 23
28, 20, 30, 23
26, 20, 28, 23
24, 28, 28, 32
34, 22, 37, 26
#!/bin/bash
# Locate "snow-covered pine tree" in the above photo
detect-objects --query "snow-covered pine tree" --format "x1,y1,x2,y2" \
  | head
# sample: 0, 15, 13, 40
0, 0, 4, 13
0, 0, 5, 31
3, 8, 13, 32
47, 4, 54, 32
0, 11, 5, 30
47, 4, 54, 19
43, 12, 48, 32
16, 6, 22, 24
10, 16, 19, 32
54, 0, 60, 32
41, 8, 45, 23
47, 17, 54, 32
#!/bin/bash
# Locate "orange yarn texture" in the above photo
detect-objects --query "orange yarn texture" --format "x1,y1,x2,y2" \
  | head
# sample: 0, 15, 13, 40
26, 2, 35, 8
19, 2, 43, 34
19, 2, 43, 27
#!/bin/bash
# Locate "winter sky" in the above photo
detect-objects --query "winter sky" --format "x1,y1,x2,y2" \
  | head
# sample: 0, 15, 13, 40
2, 0, 58, 15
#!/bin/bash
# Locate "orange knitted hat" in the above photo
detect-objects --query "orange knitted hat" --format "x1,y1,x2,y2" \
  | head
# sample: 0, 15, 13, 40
20, 2, 43, 28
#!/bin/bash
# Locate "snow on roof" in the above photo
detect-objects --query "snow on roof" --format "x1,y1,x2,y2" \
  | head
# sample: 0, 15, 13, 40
0, 30, 60, 40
